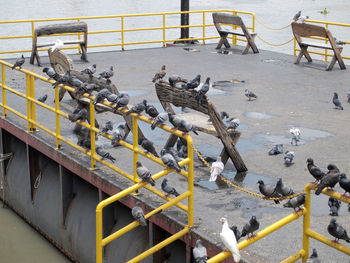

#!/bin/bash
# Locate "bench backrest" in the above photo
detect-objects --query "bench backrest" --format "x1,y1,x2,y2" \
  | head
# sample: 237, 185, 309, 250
36, 22, 88, 37
212, 12, 247, 32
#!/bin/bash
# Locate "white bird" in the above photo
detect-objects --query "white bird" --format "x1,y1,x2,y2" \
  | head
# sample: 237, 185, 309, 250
209, 156, 224, 182
220, 217, 240, 263
298, 15, 309, 23
51, 39, 64, 51
290, 128, 301, 145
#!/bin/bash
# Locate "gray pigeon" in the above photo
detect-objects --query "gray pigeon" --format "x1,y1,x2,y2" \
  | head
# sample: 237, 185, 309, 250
306, 248, 320, 263
111, 123, 126, 146
113, 93, 129, 111
52, 70, 70, 89
339, 173, 350, 196
226, 117, 240, 130
139, 137, 159, 157
245, 89, 257, 100
275, 177, 295, 196
178, 119, 198, 135
315, 164, 340, 195
327, 218, 350, 243
241, 216, 260, 238
99, 121, 113, 135
284, 150, 295, 166
43, 67, 59, 81
132, 201, 147, 226
268, 144, 284, 155
161, 178, 180, 197
68, 108, 88, 122
106, 93, 118, 103
151, 111, 169, 130
176, 139, 188, 158
37, 94, 48, 103
328, 197, 341, 216
307, 158, 325, 183
152, 65, 166, 83
78, 138, 91, 149
126, 100, 147, 115
192, 239, 207, 263
283, 193, 306, 212
81, 64, 96, 76
76, 83, 98, 96
168, 75, 187, 87
186, 75, 201, 90
169, 113, 182, 129
12, 54, 25, 70
136, 162, 155, 186
96, 146, 116, 163
93, 89, 111, 105
229, 225, 241, 242
334, 37, 346, 46
161, 148, 184, 169
195, 77, 210, 102
333, 92, 343, 110
70, 76, 83, 88
98, 66, 114, 80
145, 104, 159, 119
293, 10, 301, 21
257, 180, 281, 204
161, 151, 181, 172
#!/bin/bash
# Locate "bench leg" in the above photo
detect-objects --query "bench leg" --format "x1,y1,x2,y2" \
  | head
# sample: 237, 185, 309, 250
331, 47, 346, 70
295, 46, 312, 64
216, 34, 230, 49
80, 44, 88, 62
243, 35, 259, 54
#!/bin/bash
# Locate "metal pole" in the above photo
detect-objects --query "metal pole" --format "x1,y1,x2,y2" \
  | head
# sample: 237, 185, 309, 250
181, 0, 189, 40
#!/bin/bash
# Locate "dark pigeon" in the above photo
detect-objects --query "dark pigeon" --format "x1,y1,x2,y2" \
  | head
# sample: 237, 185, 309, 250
99, 121, 113, 135
132, 201, 147, 226
229, 225, 241, 242
96, 146, 116, 163
106, 93, 118, 104
151, 111, 169, 130
293, 10, 301, 21
328, 197, 341, 216
70, 76, 83, 89
176, 139, 188, 158
307, 248, 320, 263
43, 67, 59, 81
37, 94, 48, 103
241, 216, 260, 238
161, 151, 181, 172
68, 108, 88, 122
185, 74, 201, 90
268, 144, 284, 155
161, 148, 184, 166
98, 66, 114, 80
111, 123, 126, 146
327, 218, 350, 243
93, 89, 111, 105
145, 104, 159, 119
339, 173, 350, 196
152, 65, 166, 83
195, 77, 210, 102
12, 55, 25, 70
307, 158, 325, 184
168, 75, 187, 87
169, 113, 182, 129
257, 180, 281, 204
78, 138, 91, 149
334, 37, 346, 46
52, 70, 70, 89
275, 177, 295, 196
113, 93, 129, 111
315, 164, 340, 195
333, 92, 343, 110
245, 89, 257, 100
284, 150, 295, 166
81, 64, 96, 76
139, 137, 159, 157
136, 162, 155, 186
178, 119, 198, 135
192, 239, 207, 263
161, 178, 179, 197
283, 193, 306, 212
126, 100, 147, 115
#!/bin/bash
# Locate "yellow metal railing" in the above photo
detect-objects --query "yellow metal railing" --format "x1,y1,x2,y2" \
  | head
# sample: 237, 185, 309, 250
0, 10, 255, 55
0, 59, 194, 263
208, 183, 350, 263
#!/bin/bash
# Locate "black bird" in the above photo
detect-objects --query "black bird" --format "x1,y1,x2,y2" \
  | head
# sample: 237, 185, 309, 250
185, 74, 201, 90
257, 180, 281, 204
332, 92, 343, 110
229, 225, 241, 242
43, 67, 59, 81
152, 65, 166, 83
307, 248, 320, 263
293, 10, 301, 21
126, 99, 147, 115
139, 137, 159, 157
12, 54, 25, 70
275, 177, 295, 196
327, 218, 350, 243
241, 216, 260, 238
283, 193, 306, 212
37, 94, 48, 103
132, 201, 147, 227
52, 70, 70, 89
315, 164, 340, 195
81, 64, 96, 77
339, 173, 350, 196
136, 162, 155, 186
68, 108, 88, 122
93, 89, 111, 105
98, 66, 114, 80
145, 104, 159, 119
161, 178, 180, 197
96, 146, 116, 163
195, 77, 210, 102
78, 138, 91, 149
328, 197, 341, 216
168, 75, 187, 87
307, 158, 325, 184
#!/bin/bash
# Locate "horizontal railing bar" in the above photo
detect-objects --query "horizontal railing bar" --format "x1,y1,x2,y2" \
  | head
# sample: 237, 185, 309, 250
280, 250, 305, 263
0, 102, 28, 120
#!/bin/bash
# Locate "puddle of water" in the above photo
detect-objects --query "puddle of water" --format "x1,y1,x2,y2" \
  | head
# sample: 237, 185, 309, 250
195, 180, 228, 191
119, 89, 151, 97
236, 138, 264, 153
244, 112, 274, 120
207, 88, 225, 95
263, 59, 281, 63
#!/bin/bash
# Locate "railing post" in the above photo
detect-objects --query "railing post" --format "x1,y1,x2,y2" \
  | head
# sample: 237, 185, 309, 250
294, 38, 297, 57
163, 14, 166, 47
202, 12, 206, 44
121, 16, 125, 51
187, 137, 194, 227
325, 24, 329, 62
90, 99, 96, 169
132, 115, 139, 192
55, 86, 61, 149
30, 72, 36, 131
252, 13, 256, 33
96, 208, 103, 263
1, 64, 7, 117
302, 185, 311, 263
25, 74, 32, 132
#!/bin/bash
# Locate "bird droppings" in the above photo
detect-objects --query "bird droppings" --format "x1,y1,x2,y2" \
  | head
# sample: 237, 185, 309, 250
244, 111, 274, 120
119, 89, 151, 97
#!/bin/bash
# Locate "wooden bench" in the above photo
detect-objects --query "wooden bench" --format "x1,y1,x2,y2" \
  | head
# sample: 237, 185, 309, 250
212, 12, 259, 54
291, 22, 346, 71
30, 22, 88, 66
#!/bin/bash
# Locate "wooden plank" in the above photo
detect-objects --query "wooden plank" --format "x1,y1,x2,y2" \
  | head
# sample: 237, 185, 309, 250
220, 130, 241, 164
36, 22, 88, 36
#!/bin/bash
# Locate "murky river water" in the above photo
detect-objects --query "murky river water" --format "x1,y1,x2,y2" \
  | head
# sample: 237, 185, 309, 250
1, 1, 350, 262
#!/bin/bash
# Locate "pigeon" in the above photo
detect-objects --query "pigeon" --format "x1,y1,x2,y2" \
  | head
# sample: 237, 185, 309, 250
68, 108, 88, 122
307, 158, 325, 184
52, 70, 70, 89
283, 193, 306, 212
96, 146, 116, 163
268, 144, 284, 155
245, 89, 257, 100
241, 216, 260, 238
11, 55, 25, 70
284, 150, 295, 166
178, 119, 198, 135
78, 83, 98, 96
106, 93, 118, 104
113, 93, 129, 111
70, 76, 83, 89
99, 121, 113, 135
229, 225, 241, 242
168, 75, 187, 87
161, 178, 179, 197
151, 111, 169, 130
50, 39, 64, 51
93, 89, 111, 105
81, 64, 96, 77
334, 37, 346, 46
126, 100, 147, 115
176, 139, 188, 158
195, 77, 210, 102
152, 65, 166, 83
298, 15, 309, 23
220, 111, 230, 120
145, 104, 159, 119
161, 151, 181, 172
333, 92, 343, 110
209, 156, 224, 182
315, 164, 340, 195
78, 138, 91, 149
339, 173, 350, 196
161, 148, 183, 165
306, 248, 320, 263
275, 177, 295, 196
226, 117, 240, 130
43, 67, 59, 81
257, 180, 281, 204
37, 94, 48, 103
219, 217, 240, 263
136, 162, 155, 186
186, 75, 201, 90
139, 137, 159, 157
168, 113, 183, 129
98, 66, 114, 80
327, 218, 350, 243
111, 123, 126, 146
293, 11, 301, 21
290, 128, 301, 145
192, 239, 207, 263
132, 201, 147, 227
328, 197, 341, 216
